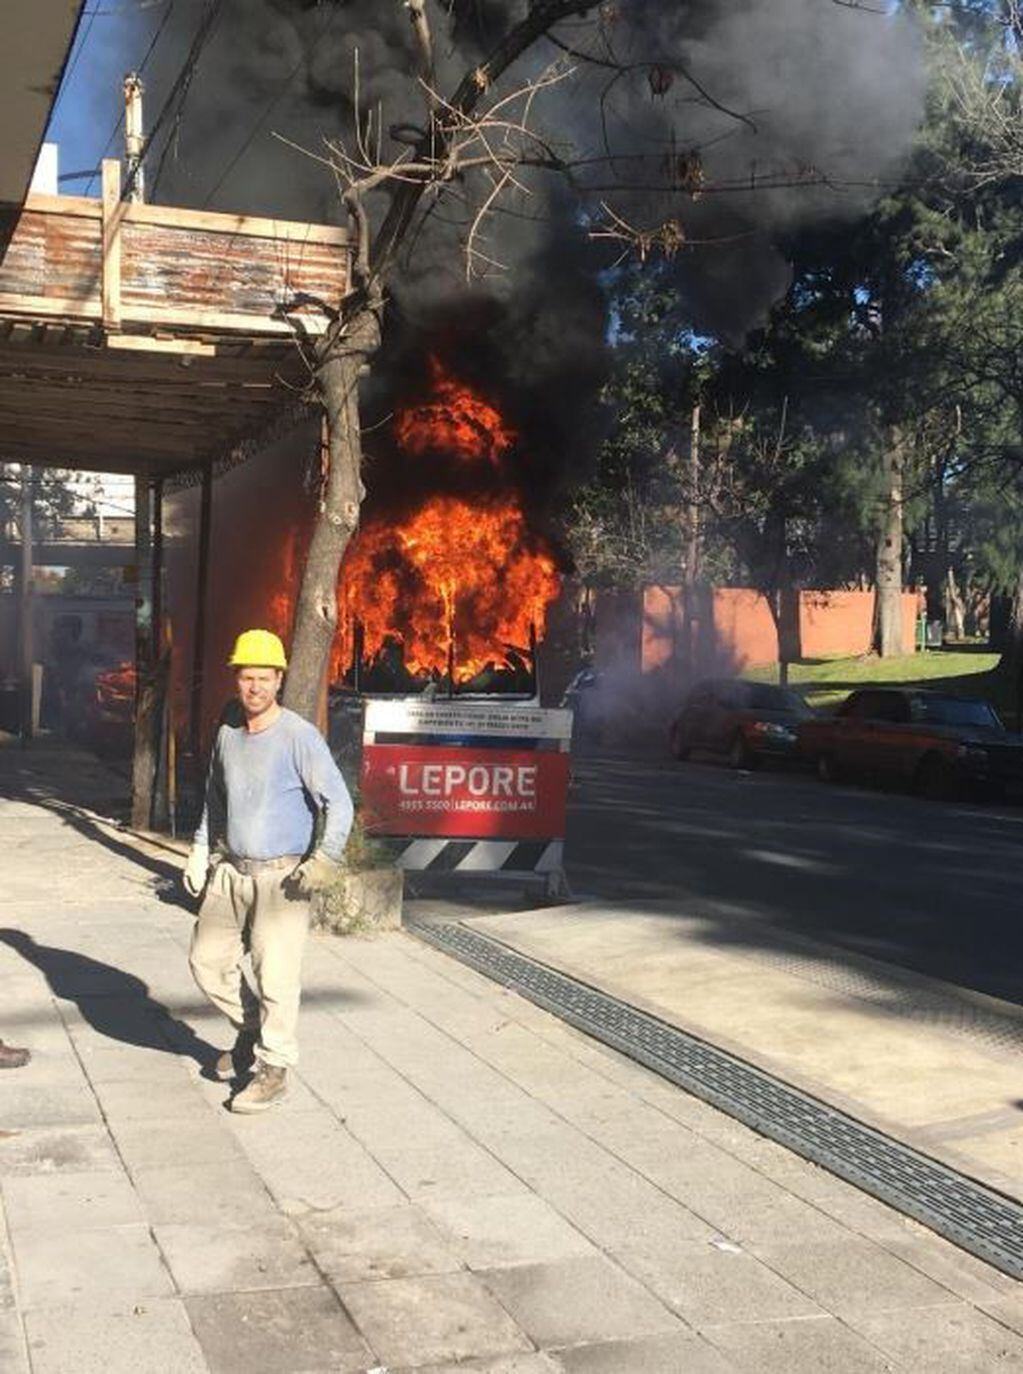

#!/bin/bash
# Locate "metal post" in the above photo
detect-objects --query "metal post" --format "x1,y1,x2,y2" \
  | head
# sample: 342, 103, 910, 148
189, 462, 213, 759
131, 477, 156, 827
123, 73, 145, 203
18, 465, 34, 742
152, 478, 163, 652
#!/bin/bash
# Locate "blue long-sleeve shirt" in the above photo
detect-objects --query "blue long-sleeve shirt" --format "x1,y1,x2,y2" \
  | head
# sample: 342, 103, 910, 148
195, 708, 353, 862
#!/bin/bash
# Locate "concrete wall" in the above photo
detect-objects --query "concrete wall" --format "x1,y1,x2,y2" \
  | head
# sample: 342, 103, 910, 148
639, 585, 923, 674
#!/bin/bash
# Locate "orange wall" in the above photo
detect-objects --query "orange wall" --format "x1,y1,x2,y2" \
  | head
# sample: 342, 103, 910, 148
712, 589, 779, 669
640, 586, 922, 672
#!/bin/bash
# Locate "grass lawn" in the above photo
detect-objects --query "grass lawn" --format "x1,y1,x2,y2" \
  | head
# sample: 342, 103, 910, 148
748, 647, 1004, 712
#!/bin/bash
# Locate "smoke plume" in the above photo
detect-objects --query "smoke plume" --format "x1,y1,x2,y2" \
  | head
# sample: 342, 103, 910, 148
103, 0, 925, 443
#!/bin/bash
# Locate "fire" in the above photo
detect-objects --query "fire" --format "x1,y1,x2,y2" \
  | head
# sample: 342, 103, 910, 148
394, 356, 514, 466
335, 496, 559, 683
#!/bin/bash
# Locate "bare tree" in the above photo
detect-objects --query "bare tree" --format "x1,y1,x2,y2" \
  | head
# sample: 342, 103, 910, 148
279, 0, 919, 717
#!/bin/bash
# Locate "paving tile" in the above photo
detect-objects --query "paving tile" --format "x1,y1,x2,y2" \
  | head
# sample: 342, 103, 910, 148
375, 1140, 529, 1204
420, 1192, 597, 1270
751, 1237, 960, 1317
617, 1238, 823, 1328
981, 1290, 1023, 1336
853, 1301, 1023, 1371
878, 1233, 1017, 1302
230, 1109, 404, 1213
297, 1203, 461, 1284
153, 1219, 320, 1294
23, 1299, 208, 1374
0, 1081, 102, 1129
339, 1271, 532, 1368
556, 1332, 734, 1373
0, 1312, 29, 1374
92, 1076, 213, 1123
13, 1224, 175, 1311
479, 1255, 683, 1349
2, 1168, 143, 1236
0, 1124, 121, 1176
109, 1115, 244, 1171
131, 1162, 276, 1227
398, 1356, 560, 1374
186, 1285, 370, 1373
704, 1314, 893, 1372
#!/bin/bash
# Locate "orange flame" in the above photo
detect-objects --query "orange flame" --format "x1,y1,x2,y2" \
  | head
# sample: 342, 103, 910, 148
394, 356, 515, 466
334, 495, 559, 683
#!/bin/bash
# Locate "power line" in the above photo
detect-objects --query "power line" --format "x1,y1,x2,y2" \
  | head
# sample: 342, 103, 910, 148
200, 2, 343, 209
51, 9, 101, 118
142, 0, 228, 200
84, 0, 181, 195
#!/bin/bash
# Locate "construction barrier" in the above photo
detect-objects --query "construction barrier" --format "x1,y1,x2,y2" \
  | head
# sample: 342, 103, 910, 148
361, 699, 572, 896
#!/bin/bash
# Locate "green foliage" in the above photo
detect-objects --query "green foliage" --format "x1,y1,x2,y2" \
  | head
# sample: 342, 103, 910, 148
564, 6, 1023, 627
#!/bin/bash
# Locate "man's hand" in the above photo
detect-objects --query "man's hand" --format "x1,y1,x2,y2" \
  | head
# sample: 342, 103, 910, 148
289, 850, 338, 898
183, 843, 210, 898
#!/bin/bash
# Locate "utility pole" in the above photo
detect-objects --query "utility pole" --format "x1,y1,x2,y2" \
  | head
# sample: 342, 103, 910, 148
123, 73, 145, 202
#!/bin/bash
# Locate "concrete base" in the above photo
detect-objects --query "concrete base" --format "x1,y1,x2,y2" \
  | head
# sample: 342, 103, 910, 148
314, 866, 404, 936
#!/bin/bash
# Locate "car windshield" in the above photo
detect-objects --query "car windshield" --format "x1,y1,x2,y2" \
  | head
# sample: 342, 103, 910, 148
908, 696, 1001, 729
743, 683, 812, 717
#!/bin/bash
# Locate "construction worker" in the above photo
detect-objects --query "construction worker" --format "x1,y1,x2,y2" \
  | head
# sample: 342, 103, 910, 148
183, 629, 352, 1113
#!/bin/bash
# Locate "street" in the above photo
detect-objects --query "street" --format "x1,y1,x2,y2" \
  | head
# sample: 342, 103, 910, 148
566, 750, 1023, 1006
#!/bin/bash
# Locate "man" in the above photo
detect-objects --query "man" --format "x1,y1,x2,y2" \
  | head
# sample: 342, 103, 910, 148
183, 629, 352, 1113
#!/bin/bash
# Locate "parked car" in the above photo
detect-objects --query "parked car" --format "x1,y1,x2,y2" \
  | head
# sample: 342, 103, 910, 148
669, 678, 814, 769
798, 687, 1023, 799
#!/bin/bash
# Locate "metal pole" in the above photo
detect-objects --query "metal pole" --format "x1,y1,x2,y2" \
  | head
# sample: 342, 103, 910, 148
152, 478, 163, 652
123, 73, 145, 203
189, 462, 213, 758
18, 465, 34, 742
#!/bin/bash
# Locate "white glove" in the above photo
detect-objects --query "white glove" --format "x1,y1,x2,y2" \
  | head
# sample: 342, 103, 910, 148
183, 843, 210, 898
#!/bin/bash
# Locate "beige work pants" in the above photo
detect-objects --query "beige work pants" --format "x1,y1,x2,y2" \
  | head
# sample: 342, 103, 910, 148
189, 860, 311, 1068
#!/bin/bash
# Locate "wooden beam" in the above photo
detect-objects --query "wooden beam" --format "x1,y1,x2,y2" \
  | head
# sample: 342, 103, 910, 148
119, 301, 329, 335
106, 334, 217, 358
21, 189, 349, 246
121, 200, 349, 246
101, 160, 124, 331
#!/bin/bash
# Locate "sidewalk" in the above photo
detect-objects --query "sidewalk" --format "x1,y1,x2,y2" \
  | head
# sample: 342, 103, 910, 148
2, 742, 1023, 1372
464, 901, 1023, 1200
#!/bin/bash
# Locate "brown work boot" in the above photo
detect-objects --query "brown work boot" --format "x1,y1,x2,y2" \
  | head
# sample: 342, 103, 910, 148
0, 1041, 30, 1069
214, 1029, 257, 1083
230, 1062, 288, 1114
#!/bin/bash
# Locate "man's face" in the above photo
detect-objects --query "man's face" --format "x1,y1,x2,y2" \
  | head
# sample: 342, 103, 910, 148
236, 667, 282, 718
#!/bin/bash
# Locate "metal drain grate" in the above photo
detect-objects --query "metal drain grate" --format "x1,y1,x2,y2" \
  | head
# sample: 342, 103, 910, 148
410, 918, 1023, 1281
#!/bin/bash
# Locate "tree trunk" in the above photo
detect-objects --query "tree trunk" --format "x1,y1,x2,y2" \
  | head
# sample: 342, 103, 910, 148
944, 567, 966, 642
873, 430, 905, 657
998, 568, 1023, 732
284, 302, 381, 722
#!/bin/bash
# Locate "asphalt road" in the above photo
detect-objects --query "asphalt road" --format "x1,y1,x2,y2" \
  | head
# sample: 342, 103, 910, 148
564, 747, 1023, 1007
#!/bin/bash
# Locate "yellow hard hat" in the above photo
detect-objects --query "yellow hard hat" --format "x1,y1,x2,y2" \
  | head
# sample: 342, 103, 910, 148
228, 629, 288, 670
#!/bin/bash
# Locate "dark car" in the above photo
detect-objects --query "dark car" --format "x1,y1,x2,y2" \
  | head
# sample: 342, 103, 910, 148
799, 687, 1023, 799
560, 667, 603, 742
669, 678, 814, 770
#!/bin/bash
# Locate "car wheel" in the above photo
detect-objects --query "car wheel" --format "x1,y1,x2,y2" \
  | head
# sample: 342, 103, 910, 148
915, 753, 957, 802
817, 753, 841, 783
669, 724, 690, 761
728, 733, 756, 771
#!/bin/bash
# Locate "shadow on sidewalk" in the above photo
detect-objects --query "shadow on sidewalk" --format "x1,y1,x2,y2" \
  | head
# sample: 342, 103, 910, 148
1, 738, 188, 905
0, 928, 219, 1072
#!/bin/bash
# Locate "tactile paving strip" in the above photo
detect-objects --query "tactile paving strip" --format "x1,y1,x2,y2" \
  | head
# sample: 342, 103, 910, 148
410, 918, 1023, 1280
